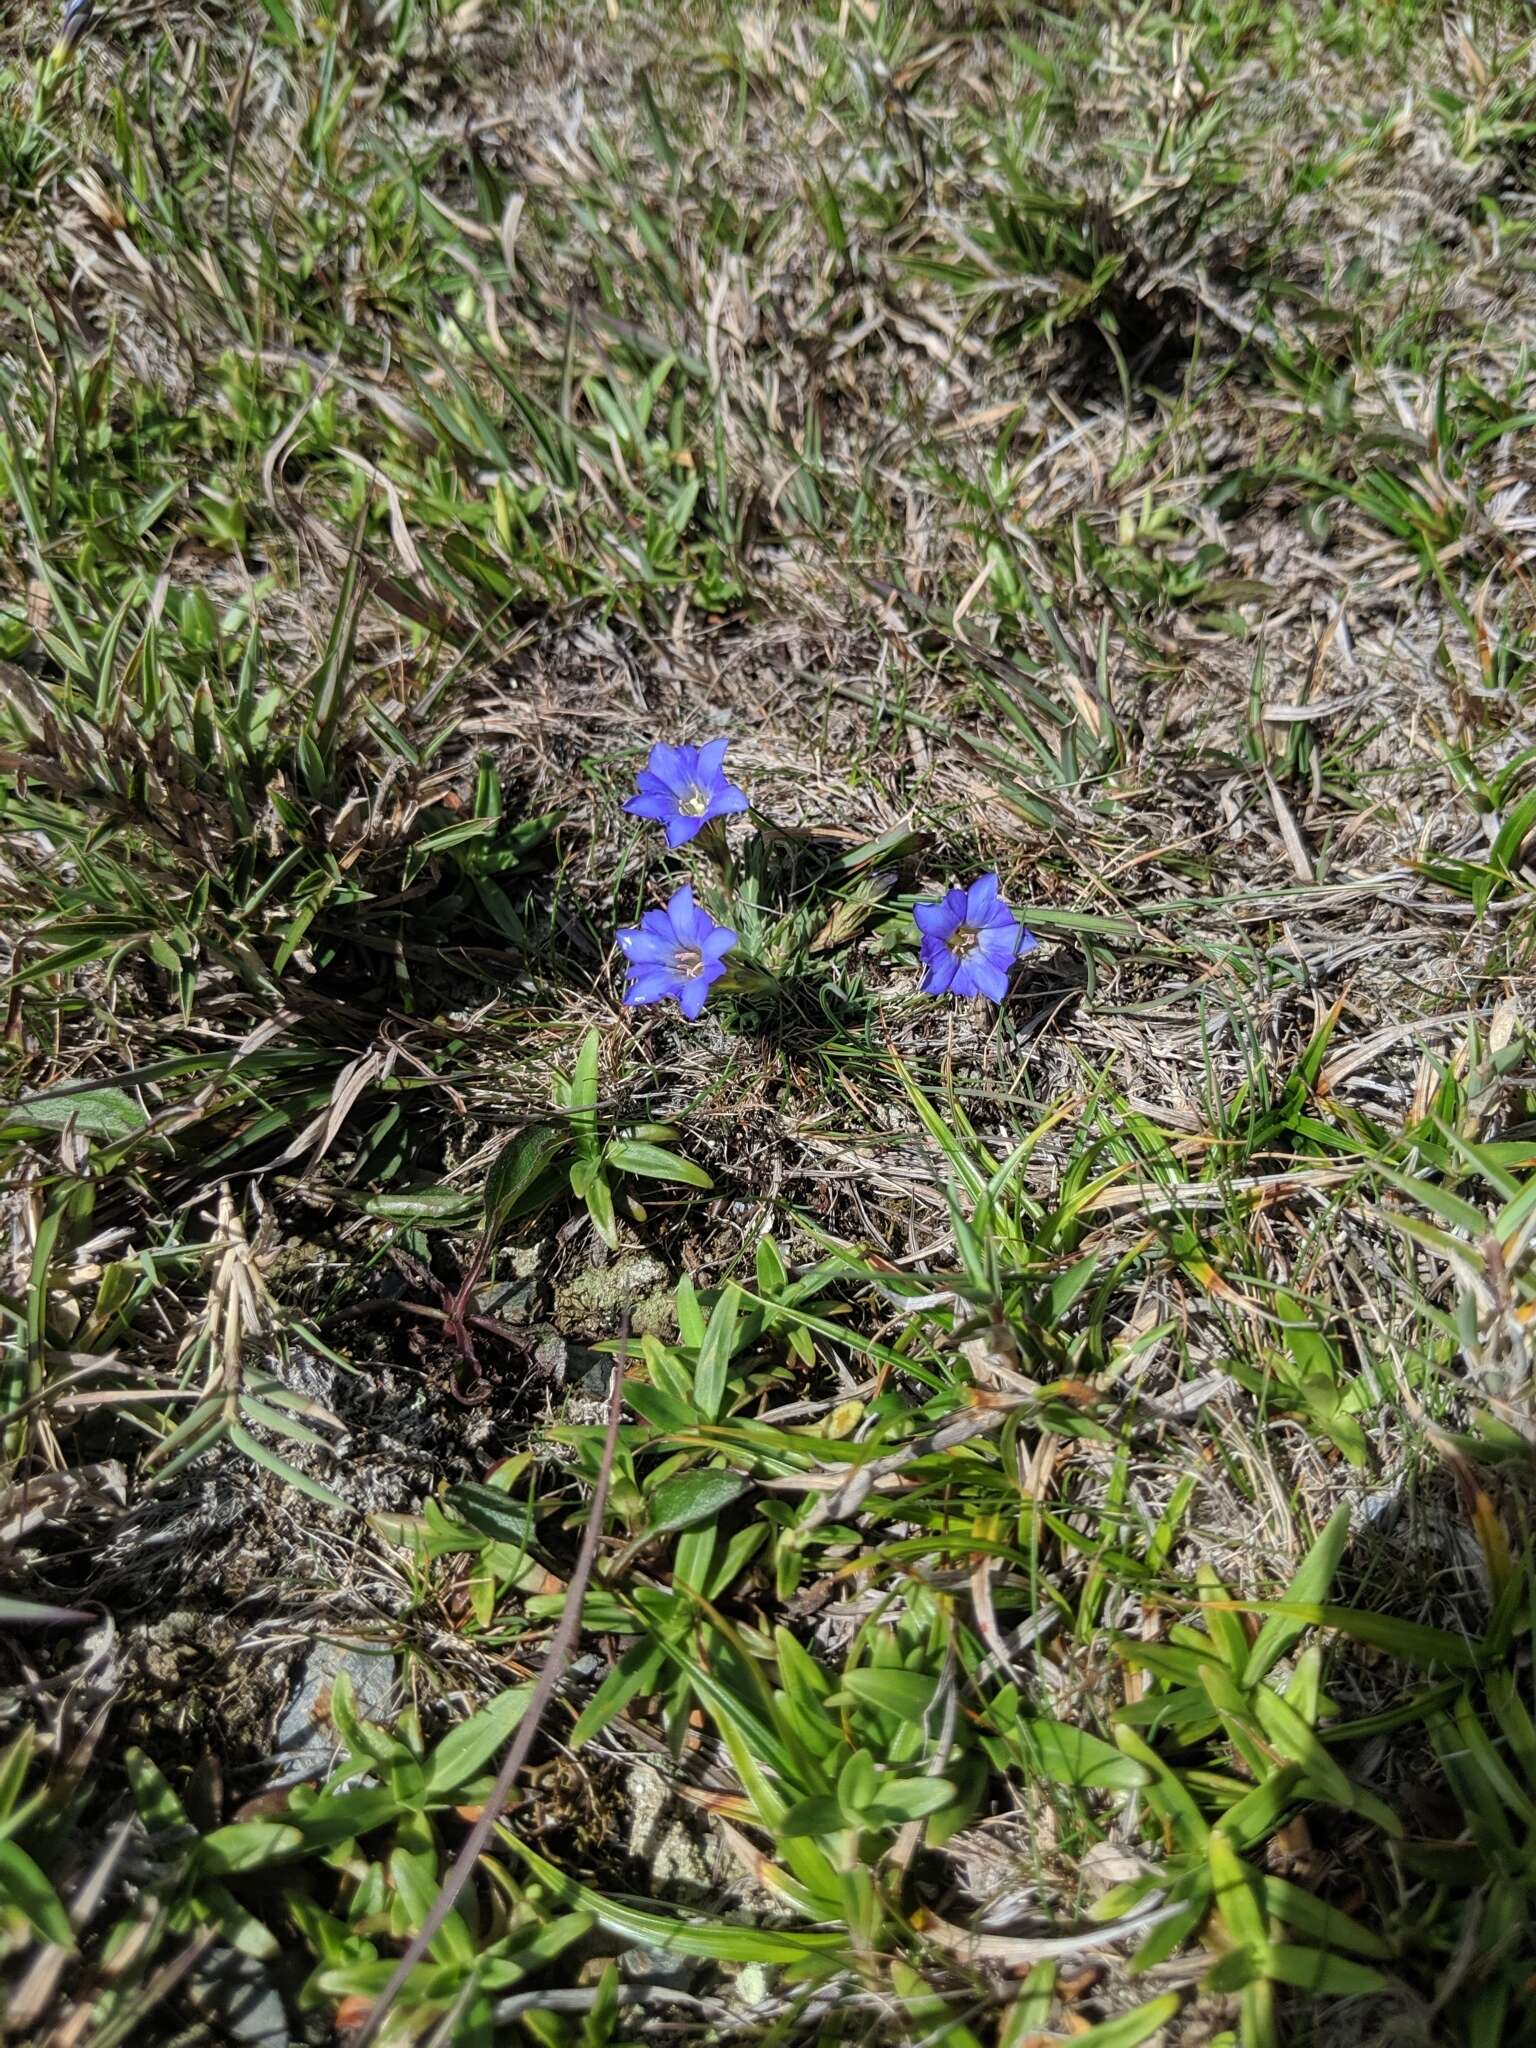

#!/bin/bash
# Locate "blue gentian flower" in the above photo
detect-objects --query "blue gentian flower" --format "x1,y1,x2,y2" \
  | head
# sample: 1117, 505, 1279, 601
617, 884, 738, 1020
913, 873, 1035, 1000
58, 0, 92, 48
624, 739, 748, 848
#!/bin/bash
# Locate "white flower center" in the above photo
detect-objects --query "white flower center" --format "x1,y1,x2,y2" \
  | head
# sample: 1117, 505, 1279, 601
677, 784, 712, 817
673, 944, 705, 978
947, 924, 980, 959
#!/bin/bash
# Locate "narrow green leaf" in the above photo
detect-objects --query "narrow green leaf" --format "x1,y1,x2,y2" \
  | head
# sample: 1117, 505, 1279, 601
229, 1424, 349, 1512
1243, 1506, 1351, 1688
693, 1284, 740, 1421
0, 1597, 91, 1627
506, 1836, 846, 1961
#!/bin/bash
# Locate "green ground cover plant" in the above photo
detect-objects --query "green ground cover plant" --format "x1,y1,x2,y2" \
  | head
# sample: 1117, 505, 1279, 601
2, 0, 1535, 2042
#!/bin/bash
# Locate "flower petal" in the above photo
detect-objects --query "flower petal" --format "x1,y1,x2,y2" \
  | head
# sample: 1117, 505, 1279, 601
703, 784, 749, 819
677, 974, 713, 1021
663, 884, 701, 939
974, 916, 1022, 965
644, 743, 696, 796
617, 925, 677, 963
963, 956, 1010, 1003
638, 907, 680, 944
624, 791, 675, 823
700, 924, 738, 960
623, 967, 679, 1007
664, 813, 704, 848
921, 948, 958, 996
1016, 928, 1039, 957
965, 872, 1000, 923
696, 736, 731, 783
912, 899, 956, 937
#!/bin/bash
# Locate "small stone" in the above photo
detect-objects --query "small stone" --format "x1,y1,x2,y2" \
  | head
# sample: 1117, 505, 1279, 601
552, 1255, 675, 1339
626, 1762, 717, 1901
183, 1950, 290, 2048
271, 1639, 395, 1786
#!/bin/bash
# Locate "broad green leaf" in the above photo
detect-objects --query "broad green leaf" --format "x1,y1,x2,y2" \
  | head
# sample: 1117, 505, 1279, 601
124, 1748, 188, 1831
646, 1469, 750, 1537
1209, 1831, 1266, 1950
290, 1786, 404, 1850
1112, 1727, 1207, 1850
571, 1641, 668, 1748
424, 1685, 534, 1796
0, 1841, 73, 1947
835, 1669, 937, 1720
362, 1186, 478, 1225
201, 1880, 282, 1961
442, 1483, 534, 1547
1219, 1766, 1306, 1852
1259, 1877, 1391, 1958
570, 1028, 600, 1116
3, 1085, 147, 1142
1070, 1995, 1183, 2046
328, 1669, 405, 1767
778, 1794, 845, 1838
860, 1776, 956, 1824
1491, 783, 1536, 870
582, 1166, 618, 1249
197, 1822, 303, 1875
675, 1271, 706, 1348
1261, 1944, 1386, 1996
1196, 1564, 1251, 1674
484, 1123, 570, 1231
1252, 1687, 1374, 1819
1012, 1716, 1152, 1792
605, 1140, 712, 1189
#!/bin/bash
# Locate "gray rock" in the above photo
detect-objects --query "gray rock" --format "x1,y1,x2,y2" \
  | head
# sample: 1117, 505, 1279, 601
184, 1948, 291, 2047
271, 1639, 396, 1785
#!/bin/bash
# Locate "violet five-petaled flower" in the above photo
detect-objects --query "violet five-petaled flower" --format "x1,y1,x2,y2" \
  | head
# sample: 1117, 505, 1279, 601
617, 884, 738, 1020
912, 872, 1035, 1001
624, 739, 749, 848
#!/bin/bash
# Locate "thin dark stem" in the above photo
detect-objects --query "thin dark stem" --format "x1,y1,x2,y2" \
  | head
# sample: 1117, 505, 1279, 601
351, 1317, 629, 2048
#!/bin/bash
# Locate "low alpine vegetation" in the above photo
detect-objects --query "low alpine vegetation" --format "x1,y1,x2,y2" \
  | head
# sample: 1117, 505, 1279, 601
2, 1, 1535, 2045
